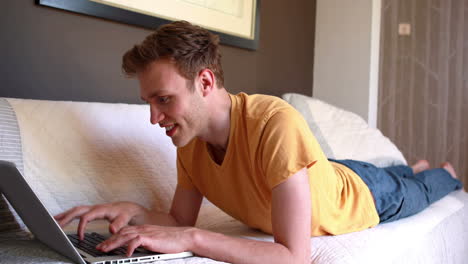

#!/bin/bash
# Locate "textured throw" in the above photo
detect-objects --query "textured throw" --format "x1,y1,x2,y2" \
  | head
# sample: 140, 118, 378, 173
6, 98, 179, 218
0, 98, 25, 233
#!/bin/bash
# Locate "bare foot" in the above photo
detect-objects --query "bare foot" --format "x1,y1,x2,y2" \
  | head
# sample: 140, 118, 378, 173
411, 160, 430, 174
440, 162, 458, 179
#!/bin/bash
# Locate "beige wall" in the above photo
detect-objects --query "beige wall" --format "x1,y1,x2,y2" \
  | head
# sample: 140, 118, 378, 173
378, 0, 468, 188
313, 0, 381, 127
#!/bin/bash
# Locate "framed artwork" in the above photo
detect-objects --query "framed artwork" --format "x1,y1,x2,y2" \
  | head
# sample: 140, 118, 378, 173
36, 0, 260, 50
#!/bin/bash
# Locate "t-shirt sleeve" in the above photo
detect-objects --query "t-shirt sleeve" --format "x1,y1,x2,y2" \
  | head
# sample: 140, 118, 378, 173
259, 108, 320, 189
176, 151, 197, 190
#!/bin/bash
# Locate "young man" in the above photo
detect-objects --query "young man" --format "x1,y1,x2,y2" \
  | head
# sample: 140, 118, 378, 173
55, 21, 462, 264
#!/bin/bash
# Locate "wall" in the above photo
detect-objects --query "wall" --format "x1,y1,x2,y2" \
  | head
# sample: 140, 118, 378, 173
379, 0, 468, 188
0, 1, 315, 104
313, 0, 381, 127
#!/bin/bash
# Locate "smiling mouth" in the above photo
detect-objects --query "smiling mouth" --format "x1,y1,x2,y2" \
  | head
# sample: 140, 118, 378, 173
165, 124, 178, 137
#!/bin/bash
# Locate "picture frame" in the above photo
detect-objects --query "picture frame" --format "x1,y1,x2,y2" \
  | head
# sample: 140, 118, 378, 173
36, 0, 260, 50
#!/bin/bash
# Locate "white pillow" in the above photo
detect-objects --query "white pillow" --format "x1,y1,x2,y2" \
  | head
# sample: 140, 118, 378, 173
282, 93, 407, 167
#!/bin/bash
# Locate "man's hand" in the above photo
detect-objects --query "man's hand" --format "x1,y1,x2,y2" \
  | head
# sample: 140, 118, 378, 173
54, 201, 149, 240
54, 185, 203, 241
96, 225, 196, 256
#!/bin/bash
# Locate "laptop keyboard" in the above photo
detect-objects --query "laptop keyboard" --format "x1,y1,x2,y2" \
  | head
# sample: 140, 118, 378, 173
67, 232, 128, 257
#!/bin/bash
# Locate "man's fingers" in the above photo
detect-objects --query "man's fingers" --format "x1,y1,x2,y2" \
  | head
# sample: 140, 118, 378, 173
97, 233, 138, 253
77, 207, 109, 240
78, 217, 90, 240
109, 214, 132, 234
126, 235, 145, 257
55, 206, 91, 228
117, 225, 142, 235
54, 211, 66, 220
55, 202, 143, 241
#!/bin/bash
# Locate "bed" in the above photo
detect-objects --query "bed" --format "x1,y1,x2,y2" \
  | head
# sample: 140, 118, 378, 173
0, 94, 466, 263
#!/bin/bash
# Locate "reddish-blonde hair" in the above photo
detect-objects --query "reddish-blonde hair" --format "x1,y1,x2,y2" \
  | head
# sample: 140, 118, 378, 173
122, 21, 224, 88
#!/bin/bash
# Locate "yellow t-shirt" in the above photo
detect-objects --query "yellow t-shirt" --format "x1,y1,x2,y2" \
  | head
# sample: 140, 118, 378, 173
177, 93, 379, 236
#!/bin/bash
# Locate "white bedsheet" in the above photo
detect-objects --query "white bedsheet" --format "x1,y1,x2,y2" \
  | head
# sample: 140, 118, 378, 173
57, 190, 466, 264
67, 190, 465, 264
192, 191, 467, 264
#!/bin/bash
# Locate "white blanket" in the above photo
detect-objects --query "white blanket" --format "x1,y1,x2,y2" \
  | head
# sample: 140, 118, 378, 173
1, 190, 466, 264
59, 191, 466, 264
198, 191, 466, 264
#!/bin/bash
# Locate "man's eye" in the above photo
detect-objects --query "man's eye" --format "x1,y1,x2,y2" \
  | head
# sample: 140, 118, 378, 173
158, 97, 169, 104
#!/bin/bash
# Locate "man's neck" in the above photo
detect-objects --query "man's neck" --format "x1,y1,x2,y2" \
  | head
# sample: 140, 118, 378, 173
199, 88, 231, 151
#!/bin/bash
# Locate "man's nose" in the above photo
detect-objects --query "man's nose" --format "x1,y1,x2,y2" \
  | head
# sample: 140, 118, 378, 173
150, 104, 164, 125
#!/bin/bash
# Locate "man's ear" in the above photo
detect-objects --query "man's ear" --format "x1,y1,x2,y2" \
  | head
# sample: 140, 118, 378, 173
198, 69, 216, 97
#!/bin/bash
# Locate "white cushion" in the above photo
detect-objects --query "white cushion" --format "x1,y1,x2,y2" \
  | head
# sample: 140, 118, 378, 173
282, 93, 407, 167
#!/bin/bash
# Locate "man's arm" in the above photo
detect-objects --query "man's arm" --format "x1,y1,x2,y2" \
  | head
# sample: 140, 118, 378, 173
141, 185, 203, 227
190, 167, 311, 263
98, 168, 312, 264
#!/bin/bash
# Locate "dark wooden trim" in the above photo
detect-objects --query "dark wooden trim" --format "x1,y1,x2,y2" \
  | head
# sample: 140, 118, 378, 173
36, 0, 260, 50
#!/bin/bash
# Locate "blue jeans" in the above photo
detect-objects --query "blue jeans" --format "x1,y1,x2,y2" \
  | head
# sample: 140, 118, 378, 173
330, 159, 463, 223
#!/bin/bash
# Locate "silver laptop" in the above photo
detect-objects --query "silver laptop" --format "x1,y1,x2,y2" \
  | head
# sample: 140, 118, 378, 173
0, 160, 193, 264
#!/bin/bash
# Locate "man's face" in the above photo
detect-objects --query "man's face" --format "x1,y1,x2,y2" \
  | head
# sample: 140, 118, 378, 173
138, 59, 207, 147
